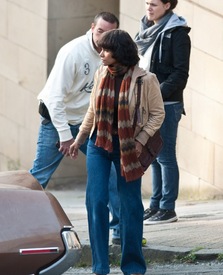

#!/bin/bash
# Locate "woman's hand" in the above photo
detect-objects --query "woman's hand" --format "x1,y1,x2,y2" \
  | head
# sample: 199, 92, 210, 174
69, 141, 80, 159
135, 140, 143, 158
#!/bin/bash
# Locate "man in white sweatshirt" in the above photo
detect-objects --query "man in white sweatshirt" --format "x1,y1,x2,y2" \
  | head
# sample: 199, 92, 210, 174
30, 12, 120, 243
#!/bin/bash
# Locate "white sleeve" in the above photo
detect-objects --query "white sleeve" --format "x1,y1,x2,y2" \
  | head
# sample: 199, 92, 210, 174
44, 51, 76, 141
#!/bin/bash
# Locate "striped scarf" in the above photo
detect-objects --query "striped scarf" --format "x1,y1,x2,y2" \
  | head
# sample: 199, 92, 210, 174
95, 66, 144, 182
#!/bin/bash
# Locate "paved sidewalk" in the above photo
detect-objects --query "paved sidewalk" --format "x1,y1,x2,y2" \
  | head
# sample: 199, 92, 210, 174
50, 185, 223, 265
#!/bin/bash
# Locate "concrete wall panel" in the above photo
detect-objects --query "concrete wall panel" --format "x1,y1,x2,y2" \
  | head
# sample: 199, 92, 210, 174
0, 37, 19, 82
8, 3, 47, 58
178, 127, 214, 184
215, 145, 223, 189
193, 6, 223, 61
48, 0, 119, 19
0, 0, 7, 37
120, 0, 144, 21
18, 48, 46, 94
196, 0, 223, 15
192, 93, 223, 147
8, 0, 48, 17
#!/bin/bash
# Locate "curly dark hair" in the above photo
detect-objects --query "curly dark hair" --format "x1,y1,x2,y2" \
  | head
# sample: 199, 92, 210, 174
98, 29, 140, 66
161, 0, 178, 10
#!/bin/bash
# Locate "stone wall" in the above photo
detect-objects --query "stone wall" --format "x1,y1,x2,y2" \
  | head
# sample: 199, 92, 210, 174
120, 0, 223, 200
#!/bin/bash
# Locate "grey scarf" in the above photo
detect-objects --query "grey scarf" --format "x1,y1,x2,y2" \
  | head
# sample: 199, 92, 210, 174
135, 12, 173, 55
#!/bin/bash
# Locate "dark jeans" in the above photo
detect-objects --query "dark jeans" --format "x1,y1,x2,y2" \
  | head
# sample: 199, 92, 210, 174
150, 102, 183, 210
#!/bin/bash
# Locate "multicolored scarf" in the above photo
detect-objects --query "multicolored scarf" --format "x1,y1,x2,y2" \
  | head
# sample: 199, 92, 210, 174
95, 65, 144, 182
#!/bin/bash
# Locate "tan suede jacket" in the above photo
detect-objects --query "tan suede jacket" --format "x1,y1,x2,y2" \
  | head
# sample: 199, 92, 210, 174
75, 64, 165, 147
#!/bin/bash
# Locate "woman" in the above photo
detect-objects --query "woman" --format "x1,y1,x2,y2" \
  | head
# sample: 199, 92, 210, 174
70, 29, 165, 275
135, 0, 191, 224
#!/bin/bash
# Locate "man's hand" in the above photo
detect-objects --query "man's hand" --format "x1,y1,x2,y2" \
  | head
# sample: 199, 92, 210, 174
69, 141, 80, 160
58, 138, 75, 157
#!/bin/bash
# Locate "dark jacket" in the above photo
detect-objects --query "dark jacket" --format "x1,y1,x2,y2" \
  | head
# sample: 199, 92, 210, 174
150, 26, 191, 103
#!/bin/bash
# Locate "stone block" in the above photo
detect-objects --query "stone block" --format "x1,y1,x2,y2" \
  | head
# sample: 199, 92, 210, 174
198, 179, 223, 200
193, 5, 223, 60
23, 92, 39, 133
187, 48, 206, 94
192, 93, 223, 147
9, 0, 47, 17
189, 49, 223, 104
4, 80, 26, 126
202, 55, 223, 104
0, 0, 7, 37
120, 0, 144, 21
178, 169, 200, 200
18, 125, 38, 169
8, 3, 47, 58
178, 127, 214, 184
119, 14, 139, 39
197, 0, 223, 15
179, 170, 223, 200
0, 76, 6, 116
180, 87, 192, 130
214, 144, 223, 190
48, 0, 119, 19
18, 47, 47, 94
0, 116, 19, 161
0, 38, 19, 82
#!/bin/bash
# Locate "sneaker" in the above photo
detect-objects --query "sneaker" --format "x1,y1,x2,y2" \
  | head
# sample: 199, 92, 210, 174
144, 209, 178, 225
143, 208, 158, 220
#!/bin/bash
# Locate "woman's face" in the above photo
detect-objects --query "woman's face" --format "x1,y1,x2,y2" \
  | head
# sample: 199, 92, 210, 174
145, 0, 171, 23
99, 49, 117, 66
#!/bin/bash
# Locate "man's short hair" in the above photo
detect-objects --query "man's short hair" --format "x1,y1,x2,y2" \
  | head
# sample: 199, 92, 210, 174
94, 12, 119, 28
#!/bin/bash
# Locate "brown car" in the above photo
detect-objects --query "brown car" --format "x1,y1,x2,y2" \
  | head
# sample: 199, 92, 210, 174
0, 170, 81, 275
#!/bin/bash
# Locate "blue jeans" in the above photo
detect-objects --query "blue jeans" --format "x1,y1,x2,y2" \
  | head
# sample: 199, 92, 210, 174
30, 118, 120, 236
29, 118, 87, 188
150, 103, 183, 210
86, 133, 146, 275
108, 168, 120, 239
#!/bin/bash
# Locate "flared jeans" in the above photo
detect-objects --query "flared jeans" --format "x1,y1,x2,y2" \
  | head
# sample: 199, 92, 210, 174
86, 133, 146, 275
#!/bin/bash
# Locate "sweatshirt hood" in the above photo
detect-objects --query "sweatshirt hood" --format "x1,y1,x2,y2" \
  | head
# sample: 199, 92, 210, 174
157, 14, 190, 62
161, 13, 189, 33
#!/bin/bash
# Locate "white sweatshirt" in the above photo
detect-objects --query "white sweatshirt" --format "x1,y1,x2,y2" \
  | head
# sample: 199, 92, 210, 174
38, 30, 101, 142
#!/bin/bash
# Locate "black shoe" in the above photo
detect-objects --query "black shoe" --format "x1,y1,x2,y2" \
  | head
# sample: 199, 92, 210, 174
143, 208, 158, 220
144, 209, 178, 225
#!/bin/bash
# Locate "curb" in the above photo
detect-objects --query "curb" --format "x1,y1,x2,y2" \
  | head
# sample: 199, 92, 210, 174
75, 244, 223, 267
